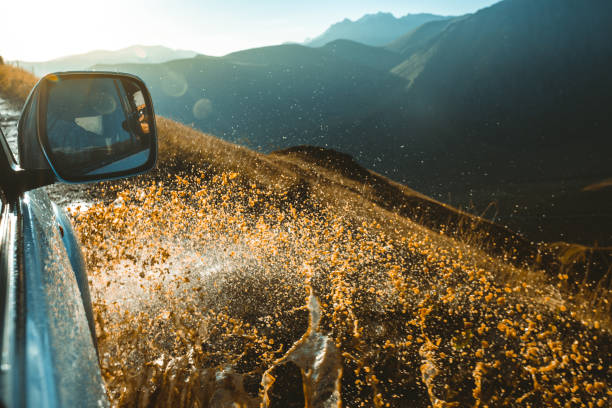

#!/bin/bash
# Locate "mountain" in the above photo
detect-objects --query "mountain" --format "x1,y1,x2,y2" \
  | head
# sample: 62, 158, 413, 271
94, 0, 612, 246
305, 12, 450, 47
319, 39, 405, 71
14, 45, 198, 76
373, 0, 612, 243
386, 16, 464, 55
94, 43, 405, 150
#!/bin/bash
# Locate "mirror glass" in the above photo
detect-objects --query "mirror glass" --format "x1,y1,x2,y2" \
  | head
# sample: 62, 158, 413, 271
44, 76, 154, 180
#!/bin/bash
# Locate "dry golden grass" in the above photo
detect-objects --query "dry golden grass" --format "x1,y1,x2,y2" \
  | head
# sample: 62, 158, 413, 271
157, 120, 536, 264
0, 63, 38, 106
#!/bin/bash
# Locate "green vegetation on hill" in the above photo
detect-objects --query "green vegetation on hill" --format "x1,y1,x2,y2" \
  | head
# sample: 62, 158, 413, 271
320, 39, 404, 71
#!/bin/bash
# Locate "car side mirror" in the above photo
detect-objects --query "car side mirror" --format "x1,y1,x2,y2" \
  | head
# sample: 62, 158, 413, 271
20, 72, 157, 183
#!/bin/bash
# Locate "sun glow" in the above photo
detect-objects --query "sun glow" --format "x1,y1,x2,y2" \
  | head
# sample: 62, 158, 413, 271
0, 0, 285, 61
1, 1, 161, 61
0, 0, 500, 62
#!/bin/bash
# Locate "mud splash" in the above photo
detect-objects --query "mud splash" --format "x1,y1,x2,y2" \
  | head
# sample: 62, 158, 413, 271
70, 170, 611, 407
261, 291, 342, 408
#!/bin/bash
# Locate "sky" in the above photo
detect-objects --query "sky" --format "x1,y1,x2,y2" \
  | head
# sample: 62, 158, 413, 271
1, 0, 499, 62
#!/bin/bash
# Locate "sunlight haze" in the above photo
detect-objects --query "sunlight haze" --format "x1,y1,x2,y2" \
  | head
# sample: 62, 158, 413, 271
1, 0, 499, 61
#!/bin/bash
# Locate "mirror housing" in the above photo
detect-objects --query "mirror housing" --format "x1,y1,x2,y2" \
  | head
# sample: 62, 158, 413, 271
18, 71, 157, 184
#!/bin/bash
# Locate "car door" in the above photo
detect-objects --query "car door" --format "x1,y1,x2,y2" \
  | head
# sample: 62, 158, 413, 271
0, 120, 108, 407
0, 127, 25, 407
20, 188, 108, 408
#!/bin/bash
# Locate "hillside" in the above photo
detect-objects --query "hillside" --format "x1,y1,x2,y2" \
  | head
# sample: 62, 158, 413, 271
77, 118, 612, 408
2, 68, 611, 407
80, 119, 612, 407
388, 0, 612, 178
369, 0, 612, 244
305, 12, 450, 47
14, 45, 198, 76
94, 43, 406, 150
76, 116, 612, 408
319, 39, 405, 71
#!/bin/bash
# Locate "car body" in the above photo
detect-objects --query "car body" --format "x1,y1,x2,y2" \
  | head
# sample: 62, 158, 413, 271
0, 72, 157, 407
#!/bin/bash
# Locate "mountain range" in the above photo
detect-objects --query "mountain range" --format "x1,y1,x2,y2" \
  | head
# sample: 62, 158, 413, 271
91, 0, 612, 246
304, 12, 450, 47
13, 45, 198, 77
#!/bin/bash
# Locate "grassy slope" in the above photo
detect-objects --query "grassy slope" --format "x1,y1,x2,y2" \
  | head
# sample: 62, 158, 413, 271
2, 68, 611, 407
158, 118, 537, 262
158, 118, 612, 282
91, 117, 612, 407
0, 63, 38, 105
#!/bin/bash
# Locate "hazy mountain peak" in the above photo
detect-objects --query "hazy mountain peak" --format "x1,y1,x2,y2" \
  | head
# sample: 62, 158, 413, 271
15, 45, 198, 76
306, 12, 451, 47
358, 11, 395, 21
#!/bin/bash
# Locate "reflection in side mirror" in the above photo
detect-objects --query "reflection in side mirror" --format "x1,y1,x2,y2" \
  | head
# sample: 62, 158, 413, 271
38, 72, 157, 183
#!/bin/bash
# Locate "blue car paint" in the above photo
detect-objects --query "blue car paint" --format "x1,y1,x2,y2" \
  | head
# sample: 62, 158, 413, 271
51, 202, 97, 350
20, 189, 108, 407
51, 203, 86, 283
0, 203, 22, 408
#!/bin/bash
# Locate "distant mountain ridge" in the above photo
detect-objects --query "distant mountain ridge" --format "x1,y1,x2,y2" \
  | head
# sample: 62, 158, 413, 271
94, 41, 404, 151
305, 12, 450, 47
95, 0, 612, 245
14, 45, 198, 76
